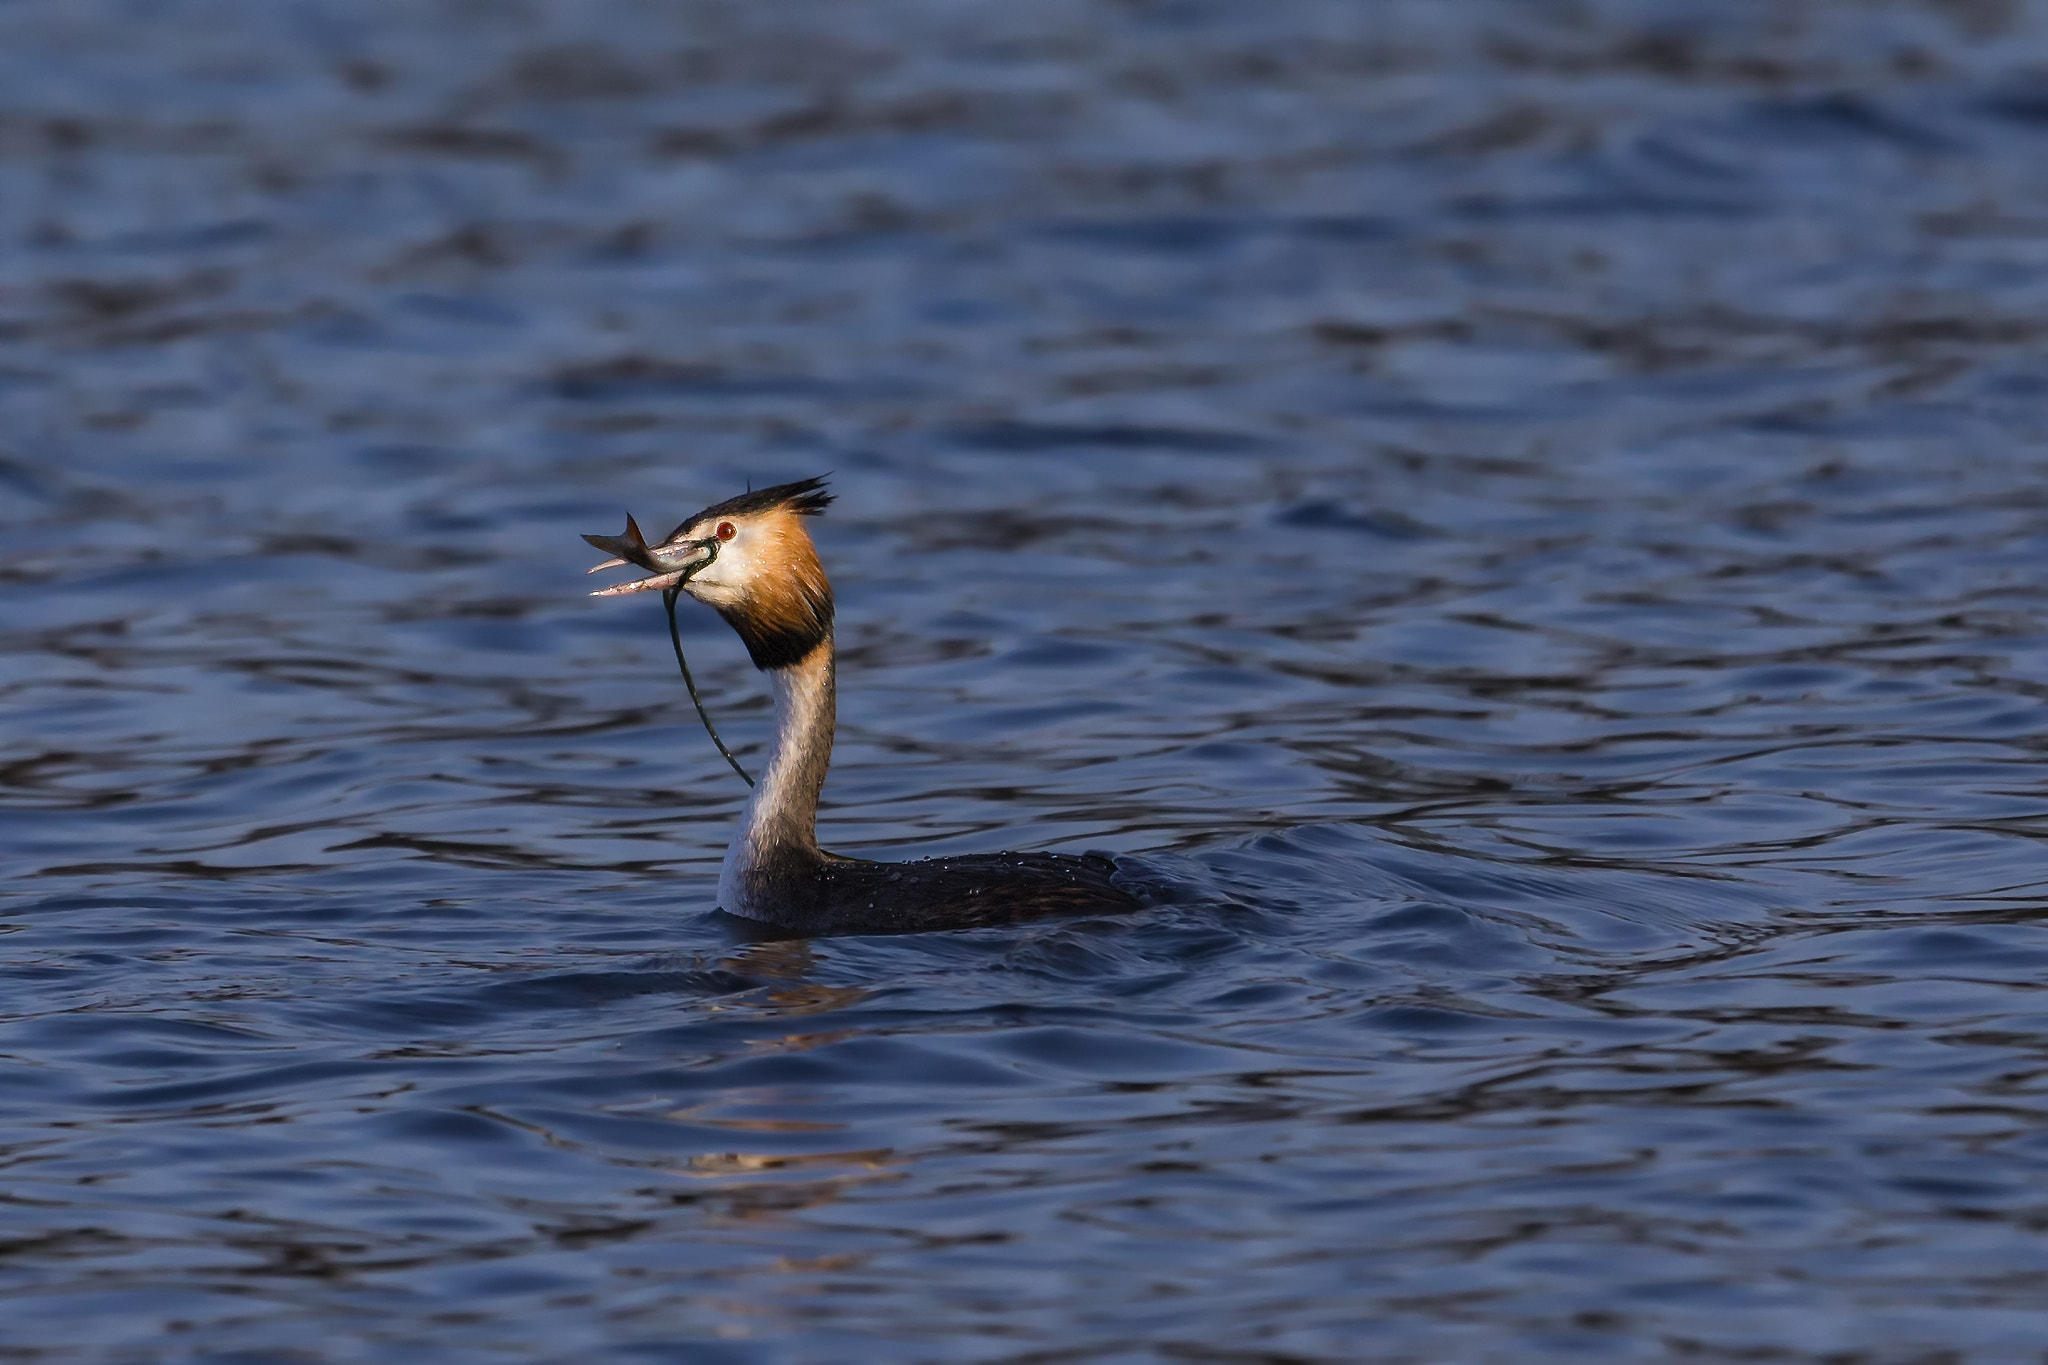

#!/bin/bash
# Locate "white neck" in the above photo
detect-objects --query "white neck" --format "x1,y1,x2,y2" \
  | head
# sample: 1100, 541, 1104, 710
718, 637, 835, 918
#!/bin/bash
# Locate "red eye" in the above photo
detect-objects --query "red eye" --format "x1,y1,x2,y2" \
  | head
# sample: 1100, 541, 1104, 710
716, 521, 736, 541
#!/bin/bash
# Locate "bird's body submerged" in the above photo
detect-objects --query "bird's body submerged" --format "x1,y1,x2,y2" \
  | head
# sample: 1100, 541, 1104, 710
585, 477, 1142, 937
735, 847, 1141, 938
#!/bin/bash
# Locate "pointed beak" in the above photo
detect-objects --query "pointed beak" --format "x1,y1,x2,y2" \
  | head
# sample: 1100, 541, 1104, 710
583, 517, 717, 597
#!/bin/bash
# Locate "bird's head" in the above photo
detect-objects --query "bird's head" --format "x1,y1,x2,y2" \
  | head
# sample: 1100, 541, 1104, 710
584, 476, 835, 670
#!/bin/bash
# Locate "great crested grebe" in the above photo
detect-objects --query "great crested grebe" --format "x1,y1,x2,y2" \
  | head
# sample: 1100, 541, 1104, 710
584, 476, 1143, 936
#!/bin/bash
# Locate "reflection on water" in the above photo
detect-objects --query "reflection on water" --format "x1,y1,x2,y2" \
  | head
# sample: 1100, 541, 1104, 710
8, 0, 2048, 1359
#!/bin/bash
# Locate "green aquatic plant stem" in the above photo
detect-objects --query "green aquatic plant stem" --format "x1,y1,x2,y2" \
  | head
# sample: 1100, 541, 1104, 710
664, 586, 755, 788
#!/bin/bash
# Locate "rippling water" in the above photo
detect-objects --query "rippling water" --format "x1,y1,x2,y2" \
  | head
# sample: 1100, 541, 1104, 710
10, 1, 2048, 1359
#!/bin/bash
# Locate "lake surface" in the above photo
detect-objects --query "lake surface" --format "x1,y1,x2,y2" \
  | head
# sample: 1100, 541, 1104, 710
8, 1, 2048, 1360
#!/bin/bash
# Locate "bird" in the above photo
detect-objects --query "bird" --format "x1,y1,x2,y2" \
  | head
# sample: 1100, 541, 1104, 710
583, 476, 1144, 937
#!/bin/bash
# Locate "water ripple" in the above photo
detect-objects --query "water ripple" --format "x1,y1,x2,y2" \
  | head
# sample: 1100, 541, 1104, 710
6, 1, 2048, 1360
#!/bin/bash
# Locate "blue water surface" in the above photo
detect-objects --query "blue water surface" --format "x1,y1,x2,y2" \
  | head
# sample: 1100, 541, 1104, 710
8, 1, 2048, 1360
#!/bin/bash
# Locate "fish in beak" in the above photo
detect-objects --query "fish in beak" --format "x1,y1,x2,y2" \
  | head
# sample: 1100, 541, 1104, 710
582, 515, 716, 597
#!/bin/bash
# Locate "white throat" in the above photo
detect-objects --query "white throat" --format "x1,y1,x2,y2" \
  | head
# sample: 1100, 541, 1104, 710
717, 639, 835, 918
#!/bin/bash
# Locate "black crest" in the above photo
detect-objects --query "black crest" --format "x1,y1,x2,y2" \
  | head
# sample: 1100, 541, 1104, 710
670, 476, 833, 540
